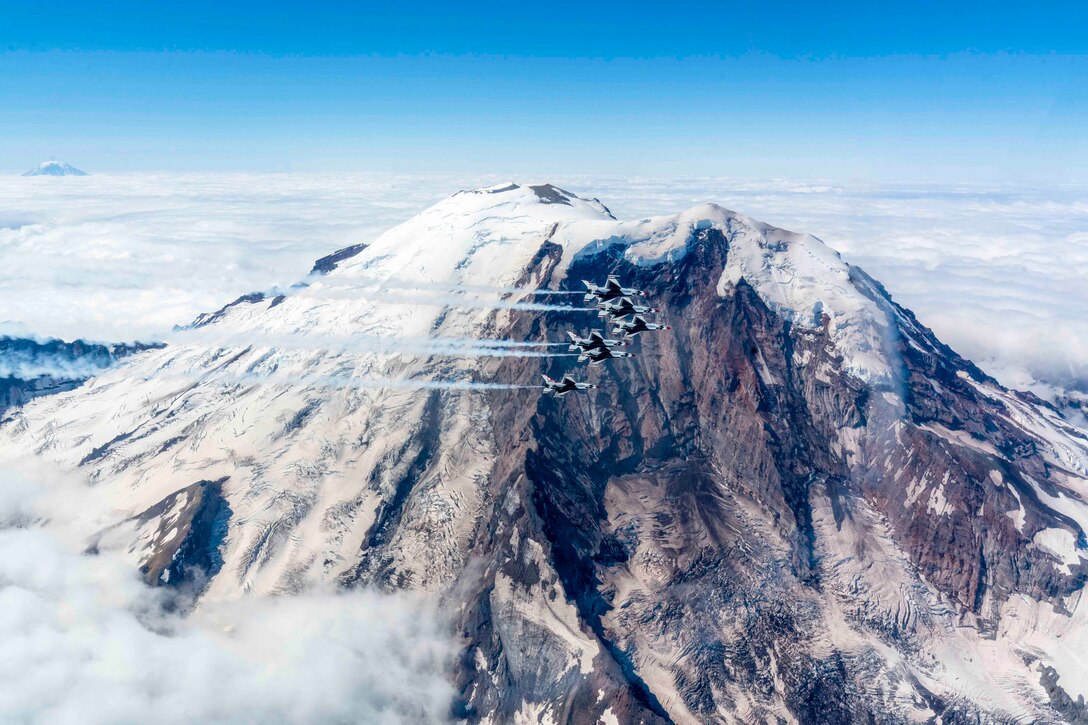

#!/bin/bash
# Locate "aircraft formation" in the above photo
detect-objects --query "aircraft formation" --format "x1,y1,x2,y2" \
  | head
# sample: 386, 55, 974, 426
542, 275, 670, 397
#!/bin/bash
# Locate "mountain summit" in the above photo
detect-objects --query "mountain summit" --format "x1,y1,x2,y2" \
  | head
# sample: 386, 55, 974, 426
22, 160, 88, 176
4, 183, 1087, 723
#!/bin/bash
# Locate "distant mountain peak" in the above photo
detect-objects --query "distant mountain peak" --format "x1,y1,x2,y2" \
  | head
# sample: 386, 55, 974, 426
22, 160, 88, 177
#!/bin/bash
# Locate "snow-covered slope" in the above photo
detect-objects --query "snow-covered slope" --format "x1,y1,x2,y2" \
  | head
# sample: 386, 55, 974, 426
4, 182, 1088, 723
22, 160, 88, 177
0, 335, 162, 417
3, 183, 620, 597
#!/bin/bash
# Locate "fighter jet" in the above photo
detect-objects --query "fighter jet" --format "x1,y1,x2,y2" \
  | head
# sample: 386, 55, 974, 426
612, 315, 671, 338
578, 346, 635, 365
597, 296, 656, 320
566, 330, 628, 354
583, 275, 647, 303
541, 374, 596, 396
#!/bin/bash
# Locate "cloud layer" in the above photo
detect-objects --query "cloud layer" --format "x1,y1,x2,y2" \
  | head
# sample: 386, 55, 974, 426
2, 173, 1085, 403
0, 463, 455, 724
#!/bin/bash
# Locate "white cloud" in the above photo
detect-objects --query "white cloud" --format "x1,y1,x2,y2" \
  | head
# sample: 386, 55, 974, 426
0, 352, 114, 381
0, 462, 455, 725
2, 173, 1085, 402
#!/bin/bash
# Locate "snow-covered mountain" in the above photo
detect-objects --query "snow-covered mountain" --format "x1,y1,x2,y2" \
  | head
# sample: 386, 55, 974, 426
3, 182, 1088, 723
21, 160, 88, 176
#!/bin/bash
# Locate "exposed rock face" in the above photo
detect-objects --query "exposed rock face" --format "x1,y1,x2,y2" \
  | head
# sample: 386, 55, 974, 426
92, 477, 232, 593
3, 184, 1087, 723
311, 242, 370, 276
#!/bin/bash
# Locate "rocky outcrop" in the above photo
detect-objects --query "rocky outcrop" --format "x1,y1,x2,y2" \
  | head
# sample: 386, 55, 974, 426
310, 242, 370, 275
91, 477, 232, 601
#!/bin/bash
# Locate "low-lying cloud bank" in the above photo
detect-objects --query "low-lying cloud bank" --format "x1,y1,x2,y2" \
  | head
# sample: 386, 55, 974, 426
2, 173, 1085, 405
0, 463, 455, 724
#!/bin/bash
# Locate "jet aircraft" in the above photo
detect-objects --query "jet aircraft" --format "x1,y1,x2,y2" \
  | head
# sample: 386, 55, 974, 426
583, 275, 647, 303
597, 296, 656, 320
541, 374, 596, 396
612, 315, 671, 338
566, 330, 628, 354
578, 346, 635, 365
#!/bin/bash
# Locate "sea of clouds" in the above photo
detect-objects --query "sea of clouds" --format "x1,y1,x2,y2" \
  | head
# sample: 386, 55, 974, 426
2, 172, 1084, 406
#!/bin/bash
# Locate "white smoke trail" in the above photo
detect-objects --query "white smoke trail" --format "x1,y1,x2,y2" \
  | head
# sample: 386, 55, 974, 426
170, 328, 579, 359
397, 282, 583, 297
478, 340, 571, 348
316, 277, 585, 297
305, 286, 591, 313
137, 367, 542, 393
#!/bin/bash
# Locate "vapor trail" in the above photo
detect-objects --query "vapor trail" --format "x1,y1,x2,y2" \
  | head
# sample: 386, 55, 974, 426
140, 368, 541, 393
305, 287, 591, 313
170, 328, 580, 359
320, 277, 584, 297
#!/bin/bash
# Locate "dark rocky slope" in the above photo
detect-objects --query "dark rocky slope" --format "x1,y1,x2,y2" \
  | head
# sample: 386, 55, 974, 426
429, 228, 1088, 722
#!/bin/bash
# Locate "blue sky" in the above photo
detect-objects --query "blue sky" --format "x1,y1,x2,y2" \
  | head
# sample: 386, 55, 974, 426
1, 1, 1085, 180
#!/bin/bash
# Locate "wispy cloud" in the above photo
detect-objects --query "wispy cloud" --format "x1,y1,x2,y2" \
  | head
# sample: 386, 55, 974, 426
0, 461, 455, 724
0, 355, 111, 381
